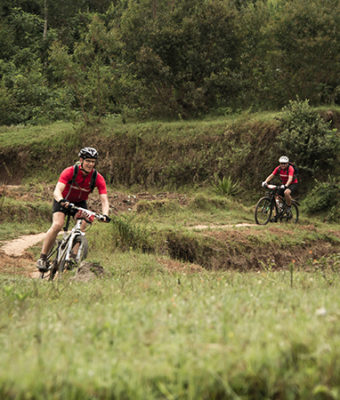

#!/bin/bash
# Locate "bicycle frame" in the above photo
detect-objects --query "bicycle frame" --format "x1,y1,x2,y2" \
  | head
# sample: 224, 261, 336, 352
56, 219, 85, 265
42, 206, 105, 280
255, 184, 299, 225
268, 187, 284, 218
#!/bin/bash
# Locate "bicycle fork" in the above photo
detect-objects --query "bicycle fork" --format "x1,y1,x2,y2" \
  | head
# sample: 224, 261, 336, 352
63, 223, 85, 264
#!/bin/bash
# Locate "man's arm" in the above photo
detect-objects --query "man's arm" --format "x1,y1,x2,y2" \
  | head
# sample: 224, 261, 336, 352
53, 182, 66, 203
286, 175, 293, 187
100, 193, 110, 216
265, 173, 275, 184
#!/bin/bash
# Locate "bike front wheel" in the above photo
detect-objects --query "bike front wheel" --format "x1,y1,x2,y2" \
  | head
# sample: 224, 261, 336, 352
71, 235, 88, 262
255, 197, 273, 225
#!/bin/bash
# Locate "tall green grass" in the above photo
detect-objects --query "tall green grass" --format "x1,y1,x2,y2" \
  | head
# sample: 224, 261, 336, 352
0, 254, 340, 399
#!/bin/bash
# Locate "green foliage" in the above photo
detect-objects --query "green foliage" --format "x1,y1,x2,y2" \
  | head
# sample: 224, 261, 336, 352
303, 178, 340, 221
1, 0, 340, 124
237, 0, 340, 109
278, 99, 340, 176
111, 215, 154, 252
48, 15, 121, 124
117, 0, 241, 118
213, 175, 240, 196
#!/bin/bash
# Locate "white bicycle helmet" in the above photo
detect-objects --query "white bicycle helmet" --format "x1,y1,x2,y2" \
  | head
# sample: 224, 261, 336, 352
279, 155, 289, 163
79, 147, 98, 159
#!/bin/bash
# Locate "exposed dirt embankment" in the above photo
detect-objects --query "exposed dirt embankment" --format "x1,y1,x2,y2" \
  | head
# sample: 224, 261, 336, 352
1, 223, 339, 278
1, 110, 339, 191
167, 227, 340, 271
1, 184, 340, 277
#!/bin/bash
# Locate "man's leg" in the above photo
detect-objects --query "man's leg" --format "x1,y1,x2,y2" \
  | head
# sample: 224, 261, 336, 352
284, 188, 292, 206
37, 212, 65, 271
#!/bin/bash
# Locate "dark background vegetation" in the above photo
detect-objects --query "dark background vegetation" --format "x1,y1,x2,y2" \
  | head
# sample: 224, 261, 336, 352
0, 0, 339, 125
0, 0, 339, 220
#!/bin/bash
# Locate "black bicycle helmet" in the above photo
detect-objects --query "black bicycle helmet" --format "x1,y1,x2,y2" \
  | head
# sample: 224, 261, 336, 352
78, 147, 98, 159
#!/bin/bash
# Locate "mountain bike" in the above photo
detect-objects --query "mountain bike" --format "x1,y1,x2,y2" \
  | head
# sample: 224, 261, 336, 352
40, 205, 106, 281
254, 184, 299, 225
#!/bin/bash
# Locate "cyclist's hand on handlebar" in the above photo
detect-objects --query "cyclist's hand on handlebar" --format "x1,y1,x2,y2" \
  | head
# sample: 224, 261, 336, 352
280, 184, 286, 190
103, 214, 111, 223
59, 198, 69, 208
59, 199, 74, 209
261, 181, 267, 188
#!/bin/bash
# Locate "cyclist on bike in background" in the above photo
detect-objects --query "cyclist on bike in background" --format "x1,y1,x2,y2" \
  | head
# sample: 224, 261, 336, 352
36, 147, 110, 272
262, 155, 298, 215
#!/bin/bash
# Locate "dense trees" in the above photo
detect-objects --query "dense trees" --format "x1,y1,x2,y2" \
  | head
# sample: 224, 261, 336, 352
0, 0, 339, 125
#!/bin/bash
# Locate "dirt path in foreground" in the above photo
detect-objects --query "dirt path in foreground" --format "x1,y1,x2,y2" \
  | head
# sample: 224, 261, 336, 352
1, 233, 46, 257
0, 233, 46, 279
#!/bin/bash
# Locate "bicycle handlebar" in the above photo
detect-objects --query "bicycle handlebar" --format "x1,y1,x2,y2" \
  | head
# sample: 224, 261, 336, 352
264, 184, 278, 190
68, 204, 106, 222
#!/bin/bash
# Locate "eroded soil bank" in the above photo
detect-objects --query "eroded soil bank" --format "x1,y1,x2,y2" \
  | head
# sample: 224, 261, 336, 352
1, 185, 339, 278
1, 226, 339, 279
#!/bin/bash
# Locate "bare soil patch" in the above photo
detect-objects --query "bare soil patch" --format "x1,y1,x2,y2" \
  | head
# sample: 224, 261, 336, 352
0, 250, 38, 278
1, 233, 46, 257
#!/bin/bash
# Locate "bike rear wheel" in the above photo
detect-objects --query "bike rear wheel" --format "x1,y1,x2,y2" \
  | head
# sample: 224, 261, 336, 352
255, 197, 273, 225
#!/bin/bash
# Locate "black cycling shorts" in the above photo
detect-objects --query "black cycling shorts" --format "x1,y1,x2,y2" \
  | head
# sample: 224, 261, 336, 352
279, 183, 298, 197
52, 199, 88, 215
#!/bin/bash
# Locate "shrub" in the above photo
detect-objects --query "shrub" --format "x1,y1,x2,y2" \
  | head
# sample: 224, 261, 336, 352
304, 178, 340, 221
278, 99, 340, 177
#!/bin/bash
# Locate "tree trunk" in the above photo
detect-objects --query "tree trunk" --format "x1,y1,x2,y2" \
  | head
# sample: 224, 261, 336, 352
43, 0, 48, 39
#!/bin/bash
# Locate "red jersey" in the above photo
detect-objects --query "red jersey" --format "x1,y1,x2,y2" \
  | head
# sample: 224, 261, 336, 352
272, 165, 298, 185
58, 166, 107, 202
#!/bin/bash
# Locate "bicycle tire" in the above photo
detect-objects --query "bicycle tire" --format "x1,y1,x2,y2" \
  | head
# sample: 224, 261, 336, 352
49, 237, 70, 280
60, 235, 88, 274
45, 234, 89, 280
255, 197, 273, 225
72, 235, 89, 261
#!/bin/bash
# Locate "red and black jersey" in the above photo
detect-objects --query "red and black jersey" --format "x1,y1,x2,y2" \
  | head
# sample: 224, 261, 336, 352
58, 166, 107, 202
272, 165, 298, 185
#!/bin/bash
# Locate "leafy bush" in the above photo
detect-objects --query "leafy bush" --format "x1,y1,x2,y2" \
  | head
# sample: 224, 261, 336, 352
304, 178, 340, 221
213, 175, 240, 196
278, 99, 340, 176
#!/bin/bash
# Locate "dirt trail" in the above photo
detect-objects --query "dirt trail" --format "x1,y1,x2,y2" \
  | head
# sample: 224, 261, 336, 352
190, 223, 255, 230
0, 233, 45, 278
1, 233, 46, 257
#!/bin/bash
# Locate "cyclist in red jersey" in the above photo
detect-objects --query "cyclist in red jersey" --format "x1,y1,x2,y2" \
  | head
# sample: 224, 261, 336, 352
36, 147, 110, 272
262, 155, 298, 215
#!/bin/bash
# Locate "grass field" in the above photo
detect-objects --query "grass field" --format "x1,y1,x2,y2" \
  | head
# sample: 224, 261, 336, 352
0, 108, 339, 398
1, 184, 340, 399
1, 252, 340, 399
